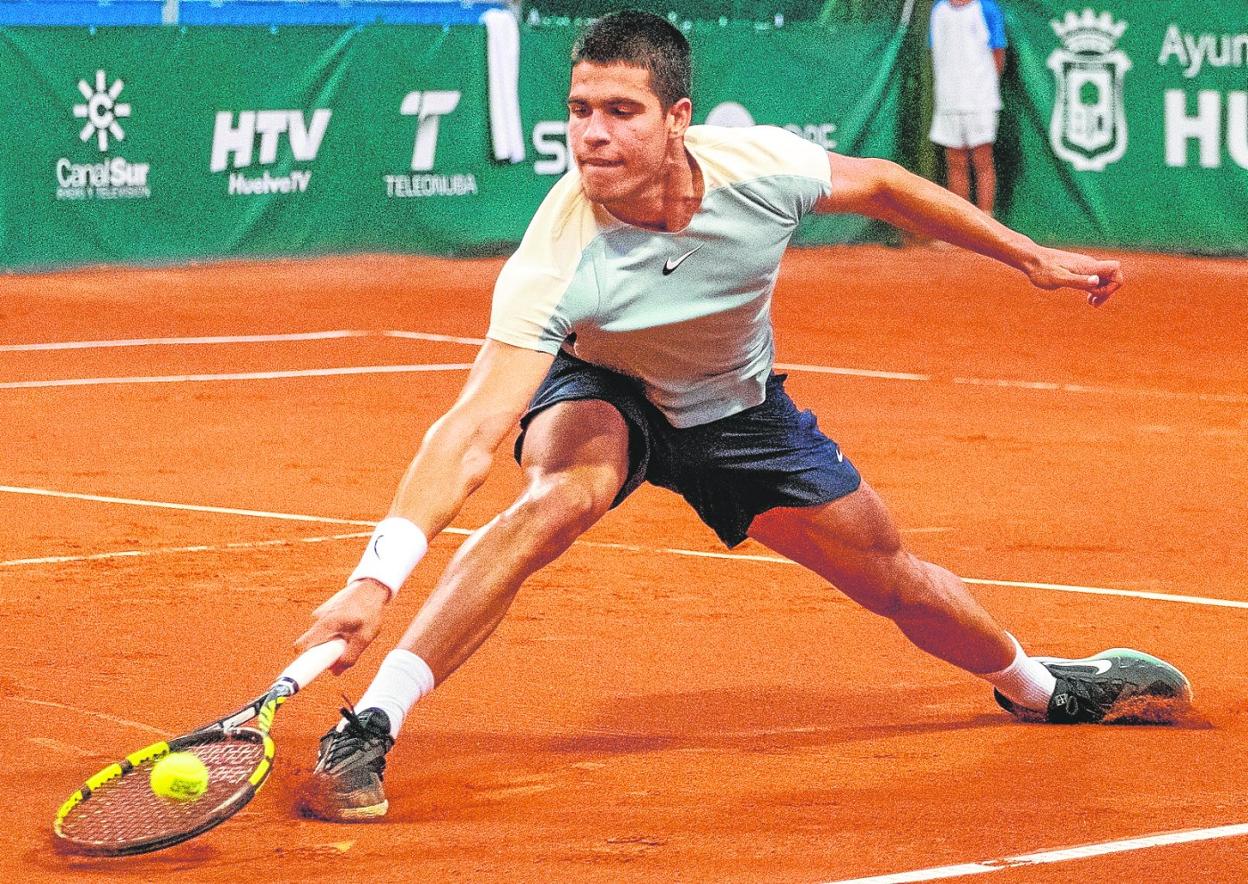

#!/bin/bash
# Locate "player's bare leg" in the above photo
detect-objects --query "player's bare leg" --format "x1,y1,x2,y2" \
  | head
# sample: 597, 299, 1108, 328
971, 143, 996, 216
306, 399, 630, 821
748, 482, 1190, 726
943, 146, 972, 204
397, 398, 631, 682
747, 481, 1015, 674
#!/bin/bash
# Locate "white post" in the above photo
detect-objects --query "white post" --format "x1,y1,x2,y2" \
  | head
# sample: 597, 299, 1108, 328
162, 0, 179, 25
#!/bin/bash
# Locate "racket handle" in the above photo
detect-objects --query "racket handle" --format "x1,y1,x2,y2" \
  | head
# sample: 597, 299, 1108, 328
278, 639, 347, 693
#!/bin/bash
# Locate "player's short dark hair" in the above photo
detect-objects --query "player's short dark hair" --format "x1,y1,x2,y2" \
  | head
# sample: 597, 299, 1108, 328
571, 10, 692, 108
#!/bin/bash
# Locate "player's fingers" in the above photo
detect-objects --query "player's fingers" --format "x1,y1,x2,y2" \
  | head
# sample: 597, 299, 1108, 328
1086, 265, 1124, 307
1055, 268, 1101, 291
1089, 257, 1120, 275
295, 620, 337, 653
331, 638, 371, 674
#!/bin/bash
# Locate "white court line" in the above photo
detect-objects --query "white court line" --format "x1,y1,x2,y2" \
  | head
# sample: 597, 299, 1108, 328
962, 576, 1248, 610
9, 696, 172, 738
2, 326, 1242, 404
953, 376, 1248, 405
0, 329, 485, 352
0, 363, 473, 389
822, 822, 1248, 883
379, 332, 1244, 404
0, 330, 368, 352
0, 485, 372, 525
0, 531, 372, 568
0, 484, 1242, 611
775, 362, 931, 382
383, 330, 490, 346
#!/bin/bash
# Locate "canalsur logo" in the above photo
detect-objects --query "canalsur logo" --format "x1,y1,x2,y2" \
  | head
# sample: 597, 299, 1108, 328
385, 90, 478, 198
1048, 9, 1131, 171
210, 109, 332, 196
57, 70, 151, 201
74, 69, 130, 151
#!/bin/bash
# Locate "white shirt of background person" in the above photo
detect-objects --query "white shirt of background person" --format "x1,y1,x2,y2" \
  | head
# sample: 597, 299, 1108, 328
929, 0, 1006, 217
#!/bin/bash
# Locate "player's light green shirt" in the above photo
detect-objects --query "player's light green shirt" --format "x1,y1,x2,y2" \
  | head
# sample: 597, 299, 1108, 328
487, 124, 832, 428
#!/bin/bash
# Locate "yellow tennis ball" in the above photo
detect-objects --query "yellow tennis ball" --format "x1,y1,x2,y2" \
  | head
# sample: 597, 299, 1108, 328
150, 752, 210, 802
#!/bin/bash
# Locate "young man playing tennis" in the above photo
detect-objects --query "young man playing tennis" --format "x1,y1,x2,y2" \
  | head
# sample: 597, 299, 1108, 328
296, 11, 1189, 821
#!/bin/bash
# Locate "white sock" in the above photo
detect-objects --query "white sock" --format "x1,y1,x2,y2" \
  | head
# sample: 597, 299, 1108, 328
981, 634, 1057, 712
351, 649, 436, 739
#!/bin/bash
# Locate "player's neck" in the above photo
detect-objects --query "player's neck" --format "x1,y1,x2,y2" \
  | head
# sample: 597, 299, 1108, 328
603, 146, 704, 233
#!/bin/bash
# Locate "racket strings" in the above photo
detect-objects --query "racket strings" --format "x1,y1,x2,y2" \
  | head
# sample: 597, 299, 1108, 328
59, 738, 266, 847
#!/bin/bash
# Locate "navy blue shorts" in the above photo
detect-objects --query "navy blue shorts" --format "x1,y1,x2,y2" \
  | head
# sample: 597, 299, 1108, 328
514, 351, 862, 548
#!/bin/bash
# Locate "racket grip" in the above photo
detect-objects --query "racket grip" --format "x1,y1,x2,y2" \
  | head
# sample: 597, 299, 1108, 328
278, 639, 347, 692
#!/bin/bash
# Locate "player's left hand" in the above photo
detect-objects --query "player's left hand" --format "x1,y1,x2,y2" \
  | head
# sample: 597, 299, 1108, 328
296, 579, 390, 674
1026, 246, 1123, 307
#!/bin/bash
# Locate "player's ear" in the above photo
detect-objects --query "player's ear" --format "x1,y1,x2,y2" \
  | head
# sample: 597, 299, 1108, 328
666, 97, 693, 138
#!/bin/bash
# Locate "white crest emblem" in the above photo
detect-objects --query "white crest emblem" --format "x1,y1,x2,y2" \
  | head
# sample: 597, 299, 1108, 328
1047, 9, 1131, 171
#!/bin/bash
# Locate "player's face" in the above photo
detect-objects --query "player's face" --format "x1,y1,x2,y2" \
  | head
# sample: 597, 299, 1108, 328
567, 62, 679, 205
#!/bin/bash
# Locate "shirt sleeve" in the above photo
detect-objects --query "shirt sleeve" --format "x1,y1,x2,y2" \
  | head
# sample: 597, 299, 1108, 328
731, 125, 833, 223
486, 173, 599, 355
982, 0, 1007, 50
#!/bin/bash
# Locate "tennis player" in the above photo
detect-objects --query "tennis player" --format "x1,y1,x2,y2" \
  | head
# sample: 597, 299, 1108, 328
297, 11, 1188, 821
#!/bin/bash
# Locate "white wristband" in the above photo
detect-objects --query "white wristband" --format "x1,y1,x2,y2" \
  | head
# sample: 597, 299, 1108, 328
348, 517, 428, 599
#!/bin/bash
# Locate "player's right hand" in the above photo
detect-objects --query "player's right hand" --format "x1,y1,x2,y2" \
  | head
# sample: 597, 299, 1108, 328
295, 579, 390, 673
1025, 246, 1124, 307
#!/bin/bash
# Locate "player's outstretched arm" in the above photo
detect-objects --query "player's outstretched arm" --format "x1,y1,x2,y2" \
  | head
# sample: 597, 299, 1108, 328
817, 153, 1123, 307
297, 340, 554, 670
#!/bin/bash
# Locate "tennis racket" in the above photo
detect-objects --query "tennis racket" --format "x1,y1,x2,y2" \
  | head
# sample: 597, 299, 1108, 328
52, 638, 346, 857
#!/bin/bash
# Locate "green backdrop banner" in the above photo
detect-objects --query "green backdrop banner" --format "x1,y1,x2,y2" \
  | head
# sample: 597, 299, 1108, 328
0, 22, 904, 269
0, 26, 545, 266
998, 1, 1248, 253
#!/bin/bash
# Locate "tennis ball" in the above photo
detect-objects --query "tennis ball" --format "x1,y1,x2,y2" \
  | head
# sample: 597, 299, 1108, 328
150, 751, 210, 801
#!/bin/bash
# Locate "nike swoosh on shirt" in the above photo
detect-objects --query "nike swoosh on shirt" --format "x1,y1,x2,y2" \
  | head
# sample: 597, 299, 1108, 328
663, 245, 703, 275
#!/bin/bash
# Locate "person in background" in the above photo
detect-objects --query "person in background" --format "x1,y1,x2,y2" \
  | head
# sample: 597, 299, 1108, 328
929, 0, 1007, 216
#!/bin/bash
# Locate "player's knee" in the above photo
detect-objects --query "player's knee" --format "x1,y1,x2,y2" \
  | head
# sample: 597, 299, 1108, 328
515, 471, 611, 537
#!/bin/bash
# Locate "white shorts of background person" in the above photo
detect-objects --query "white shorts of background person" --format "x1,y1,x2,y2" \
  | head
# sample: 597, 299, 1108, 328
929, 109, 999, 149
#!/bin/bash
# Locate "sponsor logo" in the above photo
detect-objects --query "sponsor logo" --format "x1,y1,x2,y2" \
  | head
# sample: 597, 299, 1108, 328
210, 109, 331, 195
703, 101, 839, 150
1158, 25, 1248, 80
662, 245, 702, 275
532, 121, 569, 176
74, 69, 130, 151
1163, 89, 1248, 169
57, 70, 151, 201
704, 101, 754, 129
1159, 28, 1248, 170
1048, 9, 1131, 171
1058, 659, 1114, 675
530, 103, 839, 178
384, 90, 478, 199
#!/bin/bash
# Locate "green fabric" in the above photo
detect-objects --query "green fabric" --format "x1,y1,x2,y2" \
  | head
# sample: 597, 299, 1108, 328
0, 21, 906, 268
997, 1, 1248, 254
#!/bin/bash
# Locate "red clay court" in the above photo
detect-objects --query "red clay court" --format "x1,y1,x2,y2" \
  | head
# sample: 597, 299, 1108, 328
2, 245, 1246, 881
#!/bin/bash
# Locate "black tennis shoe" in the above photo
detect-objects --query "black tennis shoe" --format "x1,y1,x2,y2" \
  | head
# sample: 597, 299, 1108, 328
304, 706, 394, 821
994, 648, 1192, 724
